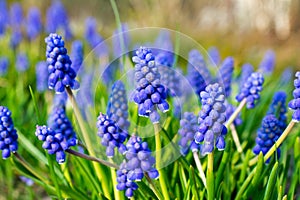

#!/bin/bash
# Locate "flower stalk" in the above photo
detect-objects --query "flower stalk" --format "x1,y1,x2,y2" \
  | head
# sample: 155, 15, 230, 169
193, 151, 207, 187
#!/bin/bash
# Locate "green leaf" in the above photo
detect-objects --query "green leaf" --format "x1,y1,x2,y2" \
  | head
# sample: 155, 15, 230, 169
238, 150, 252, 185
215, 140, 231, 190
263, 162, 278, 200
189, 165, 199, 200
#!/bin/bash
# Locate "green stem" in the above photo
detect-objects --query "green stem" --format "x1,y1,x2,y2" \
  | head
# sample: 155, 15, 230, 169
46, 153, 62, 200
207, 152, 214, 200
110, 165, 121, 200
225, 98, 247, 129
235, 170, 255, 200
154, 123, 170, 200
229, 124, 244, 159
193, 151, 207, 188
145, 173, 164, 200
66, 87, 112, 199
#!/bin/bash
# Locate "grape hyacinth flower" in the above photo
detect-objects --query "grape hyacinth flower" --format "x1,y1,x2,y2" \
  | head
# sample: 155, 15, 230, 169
0, 57, 8, 76
194, 83, 227, 155
280, 67, 293, 85
45, 33, 80, 93
208, 46, 220, 66
36, 61, 48, 92
9, 3, 23, 48
267, 91, 287, 132
236, 72, 264, 109
258, 50, 275, 74
26, 7, 42, 41
0, 0, 8, 35
178, 112, 199, 155
16, 53, 29, 72
253, 114, 281, 157
125, 135, 159, 181
218, 57, 234, 97
35, 125, 75, 164
70, 40, 84, 73
187, 49, 212, 97
158, 66, 182, 97
0, 106, 18, 159
225, 102, 242, 126
132, 47, 169, 123
107, 81, 130, 131
288, 71, 300, 122
96, 113, 128, 157
153, 30, 173, 55
76, 72, 94, 118
239, 63, 254, 91
155, 50, 174, 68
112, 23, 130, 58
47, 105, 78, 151
116, 161, 138, 198
46, 0, 72, 40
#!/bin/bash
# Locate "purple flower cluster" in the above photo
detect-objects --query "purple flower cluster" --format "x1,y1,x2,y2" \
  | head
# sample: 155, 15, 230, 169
96, 113, 128, 157
107, 81, 130, 131
45, 33, 79, 93
194, 83, 227, 155
0, 0, 8, 35
208, 46, 220, 66
267, 91, 287, 132
218, 57, 234, 97
0, 57, 8, 76
36, 61, 48, 92
258, 50, 275, 75
0, 106, 18, 159
225, 102, 242, 126
178, 112, 199, 155
26, 7, 42, 41
236, 72, 264, 109
9, 3, 23, 49
16, 53, 29, 72
239, 63, 254, 91
158, 66, 182, 97
116, 161, 138, 198
253, 114, 281, 156
132, 47, 169, 123
70, 40, 84, 74
288, 71, 300, 122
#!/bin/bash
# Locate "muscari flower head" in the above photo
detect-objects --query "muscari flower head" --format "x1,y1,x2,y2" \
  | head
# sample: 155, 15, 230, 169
116, 161, 138, 198
45, 33, 80, 93
187, 49, 212, 97
76, 72, 94, 118
253, 114, 281, 157
0, 106, 18, 159
107, 81, 130, 131
0, 57, 8, 76
153, 30, 173, 55
112, 23, 130, 58
125, 135, 159, 181
239, 63, 254, 91
267, 91, 287, 132
280, 67, 293, 85
10, 29, 22, 49
194, 83, 227, 155
155, 50, 174, 68
225, 101, 242, 126
236, 72, 264, 109
208, 46, 220, 66
158, 66, 182, 97
26, 7, 42, 41
178, 112, 199, 155
288, 71, 300, 122
0, 0, 8, 35
132, 47, 169, 124
46, 0, 72, 40
16, 53, 29, 72
70, 40, 84, 74
218, 57, 234, 97
36, 61, 48, 92
96, 113, 128, 157
258, 50, 275, 75
9, 3, 23, 28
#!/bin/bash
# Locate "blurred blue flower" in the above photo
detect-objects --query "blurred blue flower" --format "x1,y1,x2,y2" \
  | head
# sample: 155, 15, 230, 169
208, 46, 220, 66
0, 57, 8, 76
153, 30, 173, 54
288, 71, 300, 122
26, 7, 42, 41
280, 67, 293, 85
194, 83, 227, 155
20, 176, 34, 186
239, 63, 254, 91
36, 61, 48, 92
236, 72, 264, 109
132, 47, 169, 123
267, 91, 287, 132
0, 106, 18, 159
158, 66, 182, 97
10, 29, 22, 49
0, 0, 8, 35
116, 161, 138, 198
112, 23, 130, 58
9, 3, 23, 28
16, 53, 29, 72
70, 40, 84, 74
45, 33, 79, 93
107, 81, 130, 131
96, 113, 128, 157
218, 57, 234, 97
258, 50, 275, 75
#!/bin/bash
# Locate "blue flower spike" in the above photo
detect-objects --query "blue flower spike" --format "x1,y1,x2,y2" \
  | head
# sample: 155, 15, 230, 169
0, 106, 18, 159
288, 71, 300, 122
132, 47, 169, 124
218, 57, 234, 97
45, 33, 80, 93
267, 91, 287, 132
116, 161, 138, 198
194, 83, 227, 155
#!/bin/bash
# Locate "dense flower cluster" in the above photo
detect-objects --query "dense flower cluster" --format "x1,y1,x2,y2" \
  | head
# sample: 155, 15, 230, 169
16, 53, 29, 72
0, 106, 18, 159
218, 57, 234, 97
70, 40, 84, 73
132, 47, 169, 123
258, 50, 275, 74
288, 71, 300, 122
194, 83, 227, 155
267, 91, 287, 132
236, 72, 264, 109
36, 61, 48, 92
107, 81, 130, 131
178, 112, 199, 155
0, 57, 8, 76
116, 161, 138, 198
253, 114, 281, 156
45, 33, 80, 93
96, 113, 128, 157
187, 49, 212, 96
158, 66, 182, 97
26, 7, 42, 41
